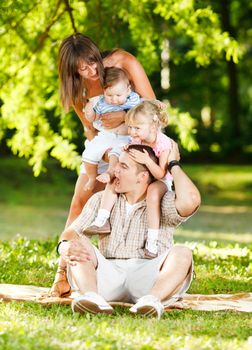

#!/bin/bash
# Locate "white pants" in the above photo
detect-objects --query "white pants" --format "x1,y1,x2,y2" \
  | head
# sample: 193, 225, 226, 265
68, 246, 194, 305
82, 131, 130, 165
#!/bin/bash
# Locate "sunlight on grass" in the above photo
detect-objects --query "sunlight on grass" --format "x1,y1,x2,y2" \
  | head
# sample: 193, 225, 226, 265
0, 204, 68, 240
200, 205, 252, 214
176, 230, 252, 244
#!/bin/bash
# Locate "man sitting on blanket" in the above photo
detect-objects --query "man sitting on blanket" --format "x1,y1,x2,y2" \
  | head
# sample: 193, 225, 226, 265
57, 141, 201, 319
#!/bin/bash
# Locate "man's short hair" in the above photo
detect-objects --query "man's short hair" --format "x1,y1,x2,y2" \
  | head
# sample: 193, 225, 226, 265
125, 144, 158, 183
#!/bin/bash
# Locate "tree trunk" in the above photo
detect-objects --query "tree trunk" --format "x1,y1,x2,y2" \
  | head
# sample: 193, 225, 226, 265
220, 0, 241, 153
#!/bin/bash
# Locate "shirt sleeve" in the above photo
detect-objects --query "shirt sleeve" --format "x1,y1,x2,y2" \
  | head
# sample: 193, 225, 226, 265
69, 192, 102, 236
160, 191, 190, 227
123, 92, 141, 109
93, 96, 104, 115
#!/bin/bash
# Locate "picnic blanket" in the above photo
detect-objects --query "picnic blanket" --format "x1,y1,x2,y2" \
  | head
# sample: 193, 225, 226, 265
0, 284, 251, 312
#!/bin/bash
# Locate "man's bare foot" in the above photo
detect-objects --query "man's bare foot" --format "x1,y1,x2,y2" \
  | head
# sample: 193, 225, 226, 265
84, 177, 96, 191
96, 172, 112, 184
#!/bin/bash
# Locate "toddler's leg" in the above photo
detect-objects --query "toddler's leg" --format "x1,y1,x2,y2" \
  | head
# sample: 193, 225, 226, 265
145, 181, 167, 258
83, 162, 98, 191
84, 183, 117, 235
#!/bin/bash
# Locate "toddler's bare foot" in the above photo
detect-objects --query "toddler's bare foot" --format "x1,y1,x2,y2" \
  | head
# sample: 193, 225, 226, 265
96, 172, 112, 184
84, 178, 96, 191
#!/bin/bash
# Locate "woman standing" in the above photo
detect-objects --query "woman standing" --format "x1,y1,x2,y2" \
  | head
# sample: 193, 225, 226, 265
59, 33, 155, 227
51, 33, 155, 296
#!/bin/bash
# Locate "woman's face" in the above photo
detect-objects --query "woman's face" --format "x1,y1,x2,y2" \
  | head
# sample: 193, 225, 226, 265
77, 59, 98, 79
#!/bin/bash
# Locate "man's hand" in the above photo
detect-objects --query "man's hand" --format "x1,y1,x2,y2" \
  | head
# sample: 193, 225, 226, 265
100, 111, 125, 128
59, 238, 91, 266
128, 149, 150, 165
167, 140, 180, 165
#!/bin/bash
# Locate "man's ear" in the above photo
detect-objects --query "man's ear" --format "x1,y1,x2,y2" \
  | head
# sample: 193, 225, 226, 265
137, 170, 149, 184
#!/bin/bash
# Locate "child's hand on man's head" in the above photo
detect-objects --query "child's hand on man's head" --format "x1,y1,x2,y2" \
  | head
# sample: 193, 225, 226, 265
128, 149, 151, 165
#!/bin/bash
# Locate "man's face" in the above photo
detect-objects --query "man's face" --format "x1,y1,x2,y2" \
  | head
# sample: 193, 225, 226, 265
114, 151, 141, 193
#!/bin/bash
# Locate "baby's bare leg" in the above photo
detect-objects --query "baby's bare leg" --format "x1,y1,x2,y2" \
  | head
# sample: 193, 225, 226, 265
83, 162, 98, 191
96, 155, 118, 183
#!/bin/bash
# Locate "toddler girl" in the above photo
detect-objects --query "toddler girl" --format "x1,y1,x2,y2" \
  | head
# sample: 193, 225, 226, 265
85, 100, 173, 258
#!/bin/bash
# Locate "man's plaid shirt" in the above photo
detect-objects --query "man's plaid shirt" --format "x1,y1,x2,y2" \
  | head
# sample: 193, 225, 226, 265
70, 191, 189, 259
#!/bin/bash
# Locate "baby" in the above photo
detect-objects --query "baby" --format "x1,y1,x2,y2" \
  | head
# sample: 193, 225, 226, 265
82, 67, 141, 190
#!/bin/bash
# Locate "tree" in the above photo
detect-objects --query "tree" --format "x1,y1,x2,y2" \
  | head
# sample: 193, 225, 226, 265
0, 0, 241, 175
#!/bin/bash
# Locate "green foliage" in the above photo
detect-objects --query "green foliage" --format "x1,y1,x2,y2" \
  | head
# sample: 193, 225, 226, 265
167, 104, 199, 151
0, 0, 241, 175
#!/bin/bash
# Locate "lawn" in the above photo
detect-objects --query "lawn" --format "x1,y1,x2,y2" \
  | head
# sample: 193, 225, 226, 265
0, 157, 251, 349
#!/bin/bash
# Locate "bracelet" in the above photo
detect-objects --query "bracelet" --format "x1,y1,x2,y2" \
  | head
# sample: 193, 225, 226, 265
56, 240, 68, 255
168, 160, 181, 172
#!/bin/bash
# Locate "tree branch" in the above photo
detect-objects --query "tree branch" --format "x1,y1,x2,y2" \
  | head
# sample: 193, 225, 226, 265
0, 2, 40, 38
63, 0, 78, 33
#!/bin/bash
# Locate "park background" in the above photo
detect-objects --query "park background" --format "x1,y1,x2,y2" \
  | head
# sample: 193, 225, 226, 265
0, 1, 251, 349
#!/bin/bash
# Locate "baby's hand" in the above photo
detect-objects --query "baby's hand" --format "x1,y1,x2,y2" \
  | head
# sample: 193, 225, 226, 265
84, 101, 95, 122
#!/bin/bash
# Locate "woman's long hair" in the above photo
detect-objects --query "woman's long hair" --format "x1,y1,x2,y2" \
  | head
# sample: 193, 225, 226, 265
58, 33, 104, 111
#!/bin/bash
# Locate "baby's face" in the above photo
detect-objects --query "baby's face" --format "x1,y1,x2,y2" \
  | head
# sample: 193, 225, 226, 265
104, 80, 131, 106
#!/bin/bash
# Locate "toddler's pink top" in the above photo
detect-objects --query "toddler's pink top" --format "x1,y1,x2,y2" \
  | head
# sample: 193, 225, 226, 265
131, 132, 173, 181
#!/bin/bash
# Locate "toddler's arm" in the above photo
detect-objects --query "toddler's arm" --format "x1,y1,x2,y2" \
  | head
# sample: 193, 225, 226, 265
128, 148, 168, 180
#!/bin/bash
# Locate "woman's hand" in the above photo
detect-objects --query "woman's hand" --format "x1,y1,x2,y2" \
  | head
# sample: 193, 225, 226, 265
154, 99, 167, 110
59, 238, 91, 266
100, 110, 125, 128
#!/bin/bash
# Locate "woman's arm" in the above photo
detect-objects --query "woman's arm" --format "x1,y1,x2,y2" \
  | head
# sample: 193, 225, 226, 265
118, 51, 156, 99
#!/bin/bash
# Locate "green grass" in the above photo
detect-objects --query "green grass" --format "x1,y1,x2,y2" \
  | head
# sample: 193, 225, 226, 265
0, 157, 75, 239
0, 157, 251, 349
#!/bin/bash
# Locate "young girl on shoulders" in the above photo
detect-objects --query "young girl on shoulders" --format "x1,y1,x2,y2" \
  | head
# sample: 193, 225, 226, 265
85, 100, 173, 258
